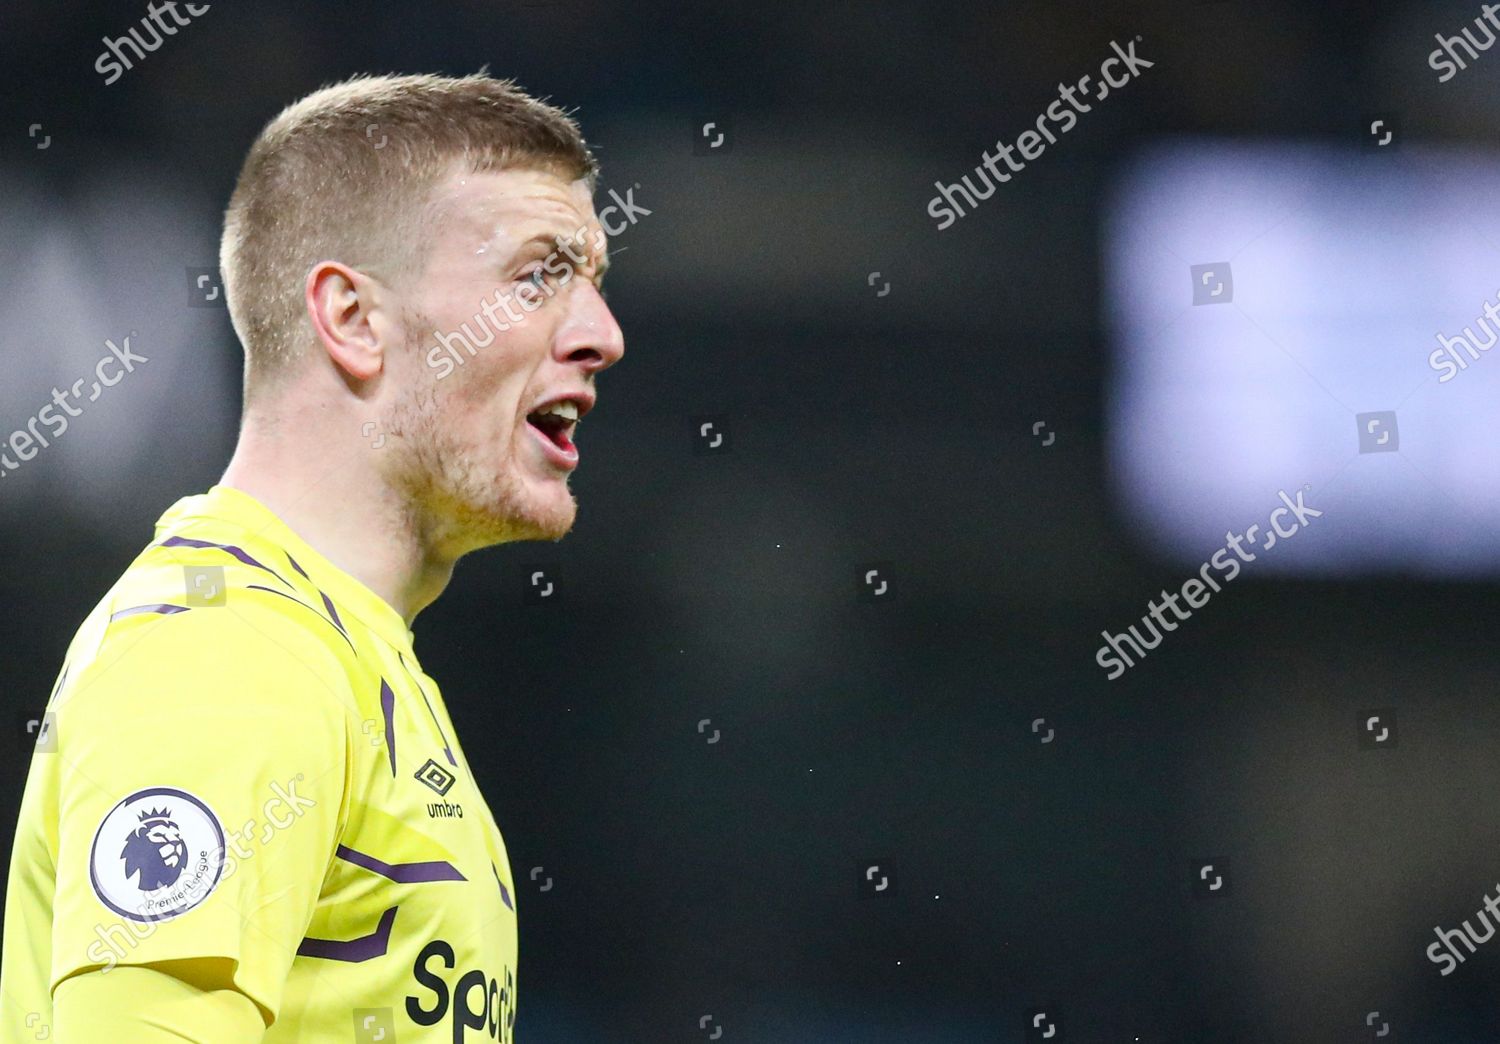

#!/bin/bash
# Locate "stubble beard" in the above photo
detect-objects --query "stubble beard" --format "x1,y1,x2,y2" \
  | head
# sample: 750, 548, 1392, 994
390, 310, 577, 556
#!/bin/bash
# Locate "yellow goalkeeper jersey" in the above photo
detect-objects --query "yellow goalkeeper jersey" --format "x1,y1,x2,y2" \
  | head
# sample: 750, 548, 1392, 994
0, 485, 520, 1042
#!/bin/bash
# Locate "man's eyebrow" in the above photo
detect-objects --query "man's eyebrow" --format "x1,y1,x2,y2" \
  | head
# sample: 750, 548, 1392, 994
515, 230, 609, 274
512, 233, 561, 258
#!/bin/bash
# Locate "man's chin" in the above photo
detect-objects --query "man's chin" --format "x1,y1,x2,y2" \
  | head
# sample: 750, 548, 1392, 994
475, 486, 577, 546
520, 499, 576, 542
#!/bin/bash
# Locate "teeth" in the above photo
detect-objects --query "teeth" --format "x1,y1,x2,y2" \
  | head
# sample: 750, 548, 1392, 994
535, 400, 579, 421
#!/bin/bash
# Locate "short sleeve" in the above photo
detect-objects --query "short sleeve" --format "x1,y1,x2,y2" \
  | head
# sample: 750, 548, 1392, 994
48, 594, 353, 1023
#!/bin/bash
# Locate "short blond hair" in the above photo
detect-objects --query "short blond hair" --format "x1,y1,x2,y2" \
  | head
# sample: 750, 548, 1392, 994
219, 72, 597, 400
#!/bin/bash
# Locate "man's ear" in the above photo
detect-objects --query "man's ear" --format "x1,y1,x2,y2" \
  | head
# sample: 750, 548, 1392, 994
304, 261, 395, 382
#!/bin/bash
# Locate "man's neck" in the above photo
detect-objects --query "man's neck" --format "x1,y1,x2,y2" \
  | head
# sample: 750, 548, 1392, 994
219, 419, 456, 627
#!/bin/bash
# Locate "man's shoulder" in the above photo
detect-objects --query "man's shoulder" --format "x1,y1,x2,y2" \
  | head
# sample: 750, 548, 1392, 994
58, 519, 366, 720
117, 514, 358, 651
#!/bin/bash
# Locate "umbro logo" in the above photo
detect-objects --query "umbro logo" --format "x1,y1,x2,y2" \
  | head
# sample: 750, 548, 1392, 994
415, 758, 456, 796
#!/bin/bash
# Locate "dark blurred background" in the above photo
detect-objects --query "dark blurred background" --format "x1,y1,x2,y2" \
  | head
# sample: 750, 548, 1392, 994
7, 1, 1500, 1040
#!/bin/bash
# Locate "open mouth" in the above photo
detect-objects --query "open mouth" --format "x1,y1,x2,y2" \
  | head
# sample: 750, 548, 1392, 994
524, 397, 586, 469
526, 410, 576, 453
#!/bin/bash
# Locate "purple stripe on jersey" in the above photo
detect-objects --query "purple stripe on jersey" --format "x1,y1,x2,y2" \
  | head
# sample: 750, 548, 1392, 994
48, 663, 69, 702
318, 590, 347, 634
337, 844, 467, 883
286, 553, 352, 642
160, 536, 293, 588
109, 603, 191, 621
492, 863, 514, 911
296, 905, 397, 962
245, 585, 356, 654
285, 552, 312, 581
399, 650, 456, 767
380, 678, 397, 776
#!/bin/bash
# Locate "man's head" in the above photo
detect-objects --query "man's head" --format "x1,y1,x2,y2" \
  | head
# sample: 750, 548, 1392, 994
220, 72, 625, 556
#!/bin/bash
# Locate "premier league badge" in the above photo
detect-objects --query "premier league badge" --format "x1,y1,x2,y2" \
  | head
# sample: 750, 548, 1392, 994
89, 787, 225, 922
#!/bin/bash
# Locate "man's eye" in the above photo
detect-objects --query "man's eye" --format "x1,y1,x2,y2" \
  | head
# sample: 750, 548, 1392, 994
525, 269, 548, 291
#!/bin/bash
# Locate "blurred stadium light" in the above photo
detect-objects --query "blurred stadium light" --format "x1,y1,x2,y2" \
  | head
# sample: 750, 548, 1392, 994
1105, 140, 1500, 576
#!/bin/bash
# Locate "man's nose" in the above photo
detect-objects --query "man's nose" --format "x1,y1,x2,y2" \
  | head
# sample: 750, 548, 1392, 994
555, 283, 624, 372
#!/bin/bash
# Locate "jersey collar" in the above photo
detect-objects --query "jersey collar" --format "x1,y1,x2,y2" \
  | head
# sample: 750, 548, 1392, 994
159, 485, 417, 652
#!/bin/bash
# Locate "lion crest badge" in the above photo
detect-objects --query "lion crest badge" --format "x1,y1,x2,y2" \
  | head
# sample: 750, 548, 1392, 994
90, 787, 225, 922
